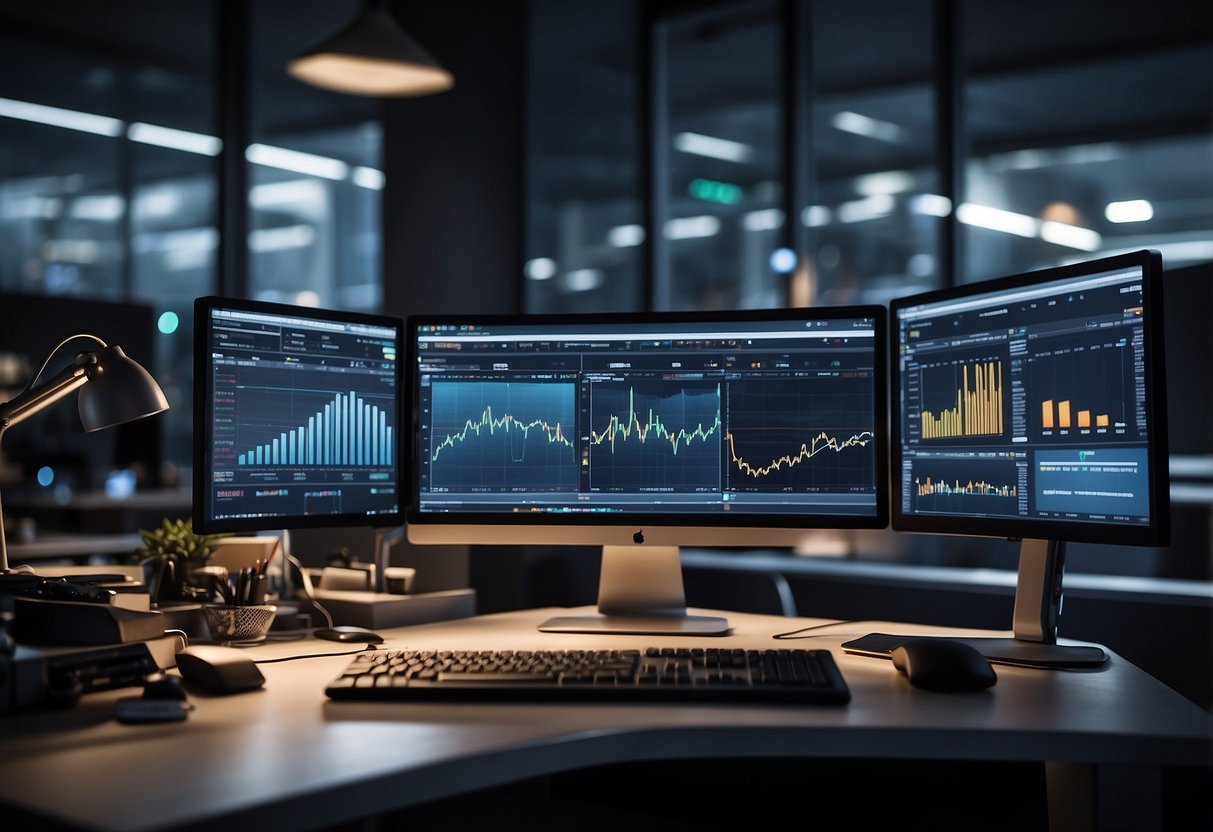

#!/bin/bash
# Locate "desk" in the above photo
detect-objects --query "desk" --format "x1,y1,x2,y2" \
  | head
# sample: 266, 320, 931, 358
0, 607, 1209, 832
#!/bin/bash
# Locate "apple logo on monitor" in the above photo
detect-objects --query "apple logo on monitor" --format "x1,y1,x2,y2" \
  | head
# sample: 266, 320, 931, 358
633, 530, 644, 545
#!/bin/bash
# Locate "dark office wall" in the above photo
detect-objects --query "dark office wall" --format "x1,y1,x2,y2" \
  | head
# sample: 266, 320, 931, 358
378, 1, 527, 592
380, 0, 526, 319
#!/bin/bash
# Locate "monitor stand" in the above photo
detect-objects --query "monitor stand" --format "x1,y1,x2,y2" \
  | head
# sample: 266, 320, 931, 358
537, 545, 730, 636
845, 539, 1107, 668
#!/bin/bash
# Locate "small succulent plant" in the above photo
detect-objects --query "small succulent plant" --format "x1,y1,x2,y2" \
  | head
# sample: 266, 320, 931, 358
136, 518, 226, 562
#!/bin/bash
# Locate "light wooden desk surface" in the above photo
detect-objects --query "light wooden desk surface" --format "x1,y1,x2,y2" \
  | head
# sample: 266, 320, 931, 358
0, 607, 1209, 832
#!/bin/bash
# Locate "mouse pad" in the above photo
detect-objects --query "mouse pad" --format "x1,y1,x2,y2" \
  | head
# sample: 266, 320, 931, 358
841, 633, 1107, 669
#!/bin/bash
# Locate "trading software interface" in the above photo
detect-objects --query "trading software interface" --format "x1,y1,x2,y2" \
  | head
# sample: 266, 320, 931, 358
202, 305, 401, 523
896, 263, 1155, 527
413, 314, 881, 519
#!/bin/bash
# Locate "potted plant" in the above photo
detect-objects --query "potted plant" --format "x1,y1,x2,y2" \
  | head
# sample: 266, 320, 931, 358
136, 518, 227, 605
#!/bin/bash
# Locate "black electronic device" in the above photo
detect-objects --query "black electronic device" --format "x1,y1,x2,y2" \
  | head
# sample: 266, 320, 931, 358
314, 625, 384, 643
889, 638, 997, 692
174, 644, 266, 695
884, 249, 1169, 667
325, 646, 851, 704
405, 307, 888, 635
193, 296, 405, 536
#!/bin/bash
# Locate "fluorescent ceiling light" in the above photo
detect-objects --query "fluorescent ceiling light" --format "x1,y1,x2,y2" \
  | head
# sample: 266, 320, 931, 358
664, 215, 721, 240
352, 166, 385, 190
249, 224, 316, 253
69, 194, 125, 222
525, 257, 557, 280
1040, 220, 1101, 251
831, 111, 905, 144
673, 132, 753, 163
837, 194, 894, 223
0, 96, 123, 136
956, 203, 1039, 238
246, 143, 349, 180
250, 179, 327, 212
909, 194, 952, 217
742, 208, 784, 232
1105, 199, 1153, 223
564, 268, 604, 292
607, 224, 645, 248
128, 122, 221, 155
854, 170, 914, 196
800, 205, 832, 227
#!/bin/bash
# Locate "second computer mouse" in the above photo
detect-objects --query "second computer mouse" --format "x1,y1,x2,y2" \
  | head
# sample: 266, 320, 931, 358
314, 625, 384, 643
174, 645, 266, 695
890, 638, 997, 692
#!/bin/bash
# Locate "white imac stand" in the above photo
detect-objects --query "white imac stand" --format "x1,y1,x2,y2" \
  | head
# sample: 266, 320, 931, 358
538, 545, 730, 636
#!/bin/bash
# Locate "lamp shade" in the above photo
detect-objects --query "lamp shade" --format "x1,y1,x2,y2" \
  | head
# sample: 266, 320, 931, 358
77, 345, 170, 432
287, 3, 454, 97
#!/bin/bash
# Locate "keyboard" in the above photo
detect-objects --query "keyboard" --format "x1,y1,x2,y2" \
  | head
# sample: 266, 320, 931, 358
324, 646, 850, 704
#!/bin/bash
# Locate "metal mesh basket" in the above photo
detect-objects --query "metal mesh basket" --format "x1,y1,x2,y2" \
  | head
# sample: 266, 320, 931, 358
203, 604, 277, 643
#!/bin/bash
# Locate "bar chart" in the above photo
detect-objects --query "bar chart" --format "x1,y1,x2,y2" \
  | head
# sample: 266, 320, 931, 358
236, 390, 394, 467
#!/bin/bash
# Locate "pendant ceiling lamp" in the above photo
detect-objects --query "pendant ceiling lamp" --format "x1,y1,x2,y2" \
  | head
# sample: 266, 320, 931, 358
288, 0, 454, 98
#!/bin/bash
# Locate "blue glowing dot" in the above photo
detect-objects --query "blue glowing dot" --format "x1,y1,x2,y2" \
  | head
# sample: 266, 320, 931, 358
158, 310, 179, 334
37, 466, 55, 487
770, 247, 798, 273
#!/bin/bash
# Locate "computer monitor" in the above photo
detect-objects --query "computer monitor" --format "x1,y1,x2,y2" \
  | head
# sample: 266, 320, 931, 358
884, 249, 1168, 666
192, 297, 404, 559
405, 306, 888, 635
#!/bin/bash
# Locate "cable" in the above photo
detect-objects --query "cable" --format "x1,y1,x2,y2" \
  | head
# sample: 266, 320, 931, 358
284, 550, 334, 628
772, 619, 868, 640
254, 645, 379, 664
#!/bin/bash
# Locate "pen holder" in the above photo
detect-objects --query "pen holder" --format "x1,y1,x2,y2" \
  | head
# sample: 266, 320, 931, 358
203, 604, 277, 643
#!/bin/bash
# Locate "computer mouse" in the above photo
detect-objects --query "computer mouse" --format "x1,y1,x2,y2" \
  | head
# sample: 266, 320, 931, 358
314, 625, 384, 643
174, 645, 266, 695
890, 638, 997, 692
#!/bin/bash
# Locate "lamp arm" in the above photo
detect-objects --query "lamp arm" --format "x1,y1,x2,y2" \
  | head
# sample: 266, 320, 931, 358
0, 361, 91, 434
20, 332, 108, 397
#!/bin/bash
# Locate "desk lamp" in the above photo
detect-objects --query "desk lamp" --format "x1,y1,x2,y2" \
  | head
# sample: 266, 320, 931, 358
0, 333, 169, 579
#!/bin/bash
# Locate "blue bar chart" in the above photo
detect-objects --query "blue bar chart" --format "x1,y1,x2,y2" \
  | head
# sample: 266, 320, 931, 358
237, 390, 394, 467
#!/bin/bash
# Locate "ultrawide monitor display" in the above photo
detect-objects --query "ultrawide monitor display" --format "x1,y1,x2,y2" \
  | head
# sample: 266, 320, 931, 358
891, 249, 1168, 545
405, 307, 888, 547
193, 296, 404, 533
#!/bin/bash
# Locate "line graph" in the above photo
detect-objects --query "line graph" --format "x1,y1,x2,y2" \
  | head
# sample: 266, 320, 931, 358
727, 429, 875, 478
588, 381, 722, 490
724, 377, 876, 490
428, 381, 578, 490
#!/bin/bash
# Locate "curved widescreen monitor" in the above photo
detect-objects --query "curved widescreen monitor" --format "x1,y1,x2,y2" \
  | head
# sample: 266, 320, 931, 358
890, 249, 1169, 547
405, 306, 889, 548
193, 296, 404, 534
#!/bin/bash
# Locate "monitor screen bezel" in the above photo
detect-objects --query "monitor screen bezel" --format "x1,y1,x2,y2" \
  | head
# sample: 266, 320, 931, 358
889, 249, 1169, 547
403, 305, 890, 547
192, 295, 406, 535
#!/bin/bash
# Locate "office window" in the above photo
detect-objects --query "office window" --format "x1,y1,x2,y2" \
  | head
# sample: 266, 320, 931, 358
525, 0, 642, 314
806, 0, 939, 306
0, 1, 216, 482
0, 0, 388, 482
654, 0, 784, 311
250, 0, 383, 313
960, 0, 1213, 280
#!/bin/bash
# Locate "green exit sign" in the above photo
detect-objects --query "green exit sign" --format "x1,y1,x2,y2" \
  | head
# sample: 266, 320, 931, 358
689, 178, 742, 205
